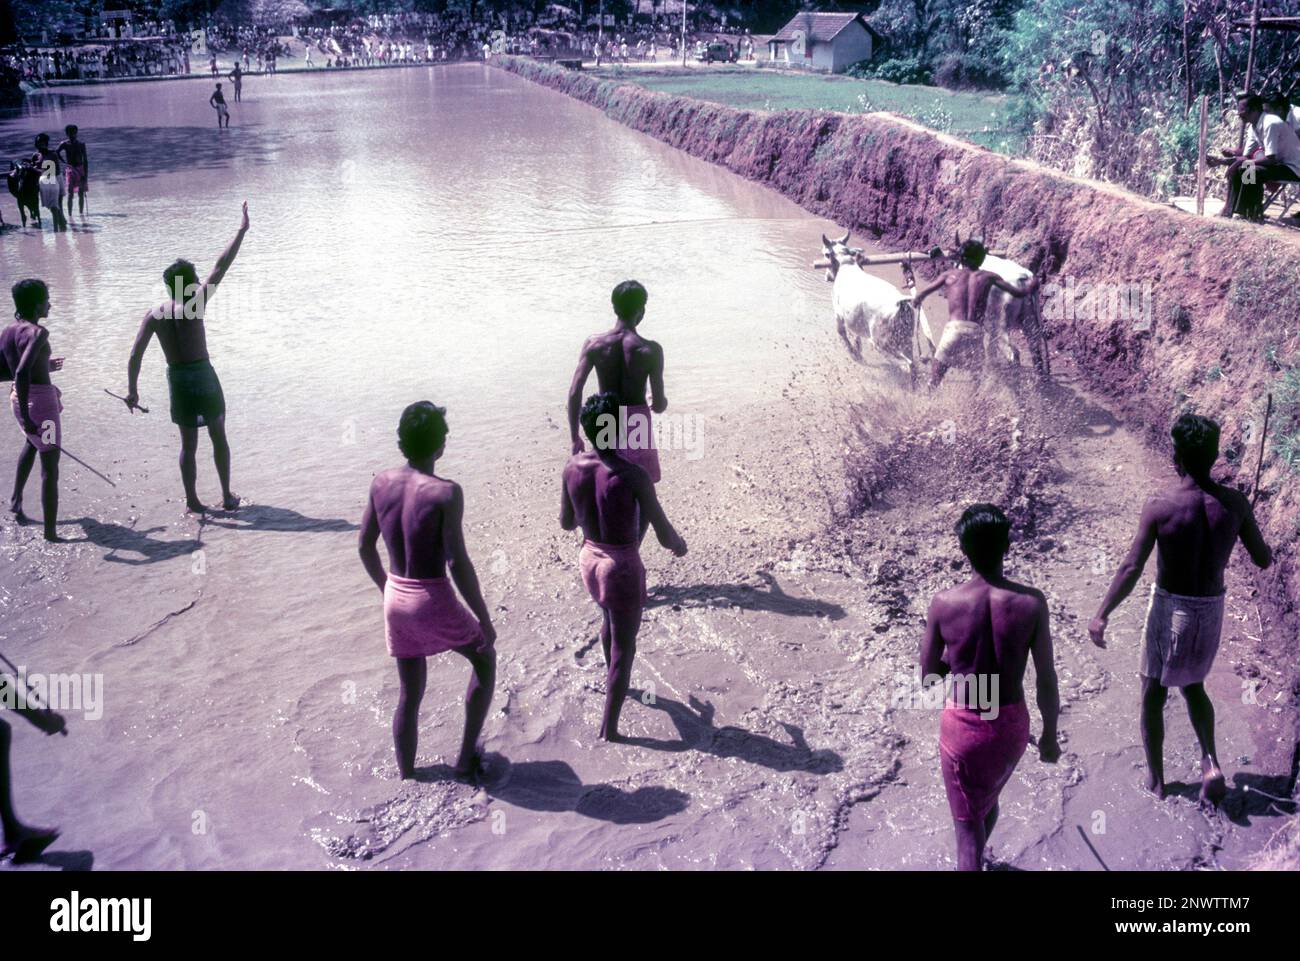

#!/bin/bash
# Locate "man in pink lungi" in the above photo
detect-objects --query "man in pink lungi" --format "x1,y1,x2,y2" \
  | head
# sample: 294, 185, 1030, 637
562, 392, 687, 742
358, 402, 498, 782
920, 504, 1060, 871
567, 280, 667, 543
1090, 414, 1272, 805
2, 279, 64, 542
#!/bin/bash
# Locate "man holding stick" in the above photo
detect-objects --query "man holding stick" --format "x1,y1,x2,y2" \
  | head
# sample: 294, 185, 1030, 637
124, 202, 248, 513
2, 279, 64, 542
1089, 413, 1272, 804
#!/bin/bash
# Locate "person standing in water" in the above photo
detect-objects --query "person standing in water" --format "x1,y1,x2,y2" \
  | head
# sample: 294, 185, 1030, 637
56, 125, 88, 220
209, 82, 230, 129
562, 392, 687, 742
567, 280, 667, 542
124, 201, 249, 513
358, 401, 498, 781
1090, 413, 1271, 805
2, 279, 65, 542
228, 62, 243, 102
920, 504, 1060, 871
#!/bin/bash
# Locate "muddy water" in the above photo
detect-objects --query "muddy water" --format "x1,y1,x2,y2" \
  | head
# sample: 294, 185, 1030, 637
0, 66, 938, 869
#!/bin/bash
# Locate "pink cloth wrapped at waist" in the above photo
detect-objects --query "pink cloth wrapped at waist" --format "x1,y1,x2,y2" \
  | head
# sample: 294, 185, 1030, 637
10, 384, 62, 452
383, 573, 484, 658
616, 403, 661, 483
939, 699, 1030, 823
579, 539, 646, 612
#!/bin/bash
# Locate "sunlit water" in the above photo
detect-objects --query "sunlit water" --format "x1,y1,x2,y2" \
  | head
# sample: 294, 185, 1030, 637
0, 66, 923, 868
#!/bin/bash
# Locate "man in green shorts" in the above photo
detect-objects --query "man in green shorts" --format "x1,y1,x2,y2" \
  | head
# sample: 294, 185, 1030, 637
123, 202, 249, 512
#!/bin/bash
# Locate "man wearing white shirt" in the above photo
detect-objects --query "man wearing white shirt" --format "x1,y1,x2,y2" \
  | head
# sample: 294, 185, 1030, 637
1218, 94, 1300, 220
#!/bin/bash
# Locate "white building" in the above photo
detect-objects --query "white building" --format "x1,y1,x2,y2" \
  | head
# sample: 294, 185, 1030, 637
767, 12, 878, 74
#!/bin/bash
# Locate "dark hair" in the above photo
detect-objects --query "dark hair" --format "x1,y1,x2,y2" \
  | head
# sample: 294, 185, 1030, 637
580, 392, 620, 448
34, 133, 49, 147
611, 280, 647, 322
959, 239, 987, 268
163, 259, 200, 299
1265, 91, 1291, 112
11, 278, 48, 319
1238, 92, 1264, 113
1171, 412, 1219, 478
397, 401, 449, 461
955, 503, 1010, 571
65, 124, 78, 136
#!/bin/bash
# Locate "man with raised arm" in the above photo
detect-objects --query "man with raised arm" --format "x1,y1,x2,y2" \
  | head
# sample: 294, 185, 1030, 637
912, 240, 1037, 388
566, 281, 667, 541
562, 392, 687, 742
124, 201, 249, 513
358, 402, 497, 781
921, 504, 1060, 871
1089, 413, 1272, 805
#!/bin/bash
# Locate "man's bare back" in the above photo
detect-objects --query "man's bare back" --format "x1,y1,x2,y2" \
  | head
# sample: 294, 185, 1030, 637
144, 300, 211, 367
924, 577, 1048, 707
366, 467, 460, 579
1138, 479, 1268, 597
581, 328, 662, 406
933, 267, 1020, 327
0, 321, 55, 387
563, 451, 654, 547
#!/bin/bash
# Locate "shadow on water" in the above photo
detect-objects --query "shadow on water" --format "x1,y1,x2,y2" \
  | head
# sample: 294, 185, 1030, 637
71, 516, 201, 565
413, 755, 691, 826
202, 503, 358, 534
619, 690, 844, 775
646, 570, 846, 620
0, 124, 286, 186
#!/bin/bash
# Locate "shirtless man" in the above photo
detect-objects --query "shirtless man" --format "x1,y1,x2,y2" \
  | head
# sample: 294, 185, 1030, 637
562, 392, 687, 742
358, 402, 497, 780
0, 673, 65, 863
124, 201, 248, 513
1089, 413, 1271, 804
56, 125, 87, 219
567, 280, 667, 541
912, 240, 1037, 389
921, 504, 1060, 871
3, 280, 66, 542
228, 63, 243, 102
209, 83, 230, 129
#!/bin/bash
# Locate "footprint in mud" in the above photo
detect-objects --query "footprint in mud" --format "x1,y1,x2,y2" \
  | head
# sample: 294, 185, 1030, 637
309, 755, 511, 861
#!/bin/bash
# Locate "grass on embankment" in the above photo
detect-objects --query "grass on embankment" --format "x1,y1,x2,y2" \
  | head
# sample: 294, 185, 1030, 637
589, 65, 1020, 153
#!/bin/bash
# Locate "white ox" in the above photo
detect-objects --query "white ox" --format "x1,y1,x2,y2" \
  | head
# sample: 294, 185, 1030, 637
816, 231, 935, 384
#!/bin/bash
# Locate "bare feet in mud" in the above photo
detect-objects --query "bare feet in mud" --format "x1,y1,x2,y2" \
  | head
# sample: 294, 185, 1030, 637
1147, 773, 1167, 800
1200, 757, 1226, 807
221, 493, 241, 511
454, 753, 485, 785
185, 498, 207, 514
1, 825, 60, 864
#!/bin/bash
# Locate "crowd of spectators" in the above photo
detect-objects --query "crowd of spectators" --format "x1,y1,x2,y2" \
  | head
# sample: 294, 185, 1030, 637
1, 6, 758, 84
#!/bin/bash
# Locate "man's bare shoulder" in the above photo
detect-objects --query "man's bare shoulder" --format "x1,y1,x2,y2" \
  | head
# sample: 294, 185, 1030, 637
996, 579, 1047, 613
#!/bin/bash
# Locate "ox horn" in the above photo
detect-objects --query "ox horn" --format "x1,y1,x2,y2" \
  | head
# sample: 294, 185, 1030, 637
821, 233, 831, 249
837, 229, 851, 245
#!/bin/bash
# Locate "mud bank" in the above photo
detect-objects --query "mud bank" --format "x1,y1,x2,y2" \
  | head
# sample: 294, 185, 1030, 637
497, 54, 1300, 712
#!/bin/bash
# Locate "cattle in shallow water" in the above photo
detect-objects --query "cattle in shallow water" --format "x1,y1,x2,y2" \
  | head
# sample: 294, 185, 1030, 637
7, 161, 40, 227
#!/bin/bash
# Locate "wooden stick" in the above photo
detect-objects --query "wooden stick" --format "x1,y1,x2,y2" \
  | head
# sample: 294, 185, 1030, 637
54, 445, 116, 487
104, 388, 148, 414
1251, 393, 1273, 507
1196, 94, 1208, 216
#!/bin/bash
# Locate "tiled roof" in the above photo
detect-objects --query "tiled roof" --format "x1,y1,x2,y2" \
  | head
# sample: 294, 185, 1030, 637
770, 12, 868, 44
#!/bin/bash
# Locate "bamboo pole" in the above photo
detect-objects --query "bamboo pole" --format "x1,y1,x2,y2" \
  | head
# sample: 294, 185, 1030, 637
1238, 0, 1261, 152
1196, 93, 1209, 215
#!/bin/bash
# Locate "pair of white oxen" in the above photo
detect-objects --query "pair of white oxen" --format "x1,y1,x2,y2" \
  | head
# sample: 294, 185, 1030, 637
815, 231, 1041, 385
